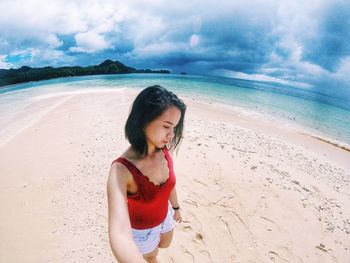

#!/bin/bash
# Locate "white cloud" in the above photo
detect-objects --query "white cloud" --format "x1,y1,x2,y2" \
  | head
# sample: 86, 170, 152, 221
0, 55, 13, 69
70, 31, 110, 53
128, 41, 186, 60
0, 0, 123, 61
46, 34, 64, 49
332, 56, 350, 82
6, 48, 76, 68
0, 0, 121, 34
126, 15, 167, 45
32, 49, 76, 66
312, 56, 350, 91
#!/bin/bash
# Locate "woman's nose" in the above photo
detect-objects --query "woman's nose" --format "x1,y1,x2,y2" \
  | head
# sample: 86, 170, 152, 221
168, 128, 174, 138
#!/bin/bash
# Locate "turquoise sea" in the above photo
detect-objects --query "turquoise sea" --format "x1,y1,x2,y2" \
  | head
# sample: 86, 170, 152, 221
1, 74, 349, 146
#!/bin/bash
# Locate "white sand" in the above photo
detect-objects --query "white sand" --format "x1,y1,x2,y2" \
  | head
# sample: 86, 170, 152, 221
0, 89, 349, 262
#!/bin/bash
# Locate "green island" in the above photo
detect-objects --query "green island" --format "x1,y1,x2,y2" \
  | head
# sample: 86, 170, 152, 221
0, 60, 170, 87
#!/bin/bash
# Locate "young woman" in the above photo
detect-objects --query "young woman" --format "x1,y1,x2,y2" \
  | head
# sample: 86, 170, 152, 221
107, 85, 186, 263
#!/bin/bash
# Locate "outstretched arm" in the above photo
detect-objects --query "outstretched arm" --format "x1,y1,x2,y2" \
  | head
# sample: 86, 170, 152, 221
107, 163, 145, 263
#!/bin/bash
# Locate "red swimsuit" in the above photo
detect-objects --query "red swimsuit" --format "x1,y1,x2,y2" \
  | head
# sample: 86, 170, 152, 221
112, 147, 176, 229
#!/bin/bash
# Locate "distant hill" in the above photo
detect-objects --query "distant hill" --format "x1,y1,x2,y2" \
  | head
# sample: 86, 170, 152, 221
0, 60, 170, 87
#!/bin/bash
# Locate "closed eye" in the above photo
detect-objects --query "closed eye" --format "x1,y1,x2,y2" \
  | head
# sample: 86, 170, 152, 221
163, 126, 177, 130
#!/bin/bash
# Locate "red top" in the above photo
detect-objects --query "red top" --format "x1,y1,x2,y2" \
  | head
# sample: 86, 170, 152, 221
111, 147, 176, 229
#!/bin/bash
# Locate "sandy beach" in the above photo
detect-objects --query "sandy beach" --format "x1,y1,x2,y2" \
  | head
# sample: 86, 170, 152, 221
0, 88, 349, 262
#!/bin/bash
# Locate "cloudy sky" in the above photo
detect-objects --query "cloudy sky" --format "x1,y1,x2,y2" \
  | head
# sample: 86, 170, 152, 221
0, 0, 349, 97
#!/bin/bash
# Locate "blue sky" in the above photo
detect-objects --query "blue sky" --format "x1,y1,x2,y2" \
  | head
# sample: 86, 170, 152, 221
0, 0, 349, 98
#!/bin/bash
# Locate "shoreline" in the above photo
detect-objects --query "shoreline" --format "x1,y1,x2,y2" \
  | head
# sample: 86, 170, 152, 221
181, 94, 350, 170
2, 87, 350, 159
182, 93, 350, 154
304, 133, 350, 153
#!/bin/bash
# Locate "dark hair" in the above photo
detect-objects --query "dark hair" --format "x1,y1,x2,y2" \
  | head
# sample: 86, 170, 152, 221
125, 85, 186, 156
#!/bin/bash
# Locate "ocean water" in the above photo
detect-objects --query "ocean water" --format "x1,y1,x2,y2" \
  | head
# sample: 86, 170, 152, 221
0, 74, 349, 146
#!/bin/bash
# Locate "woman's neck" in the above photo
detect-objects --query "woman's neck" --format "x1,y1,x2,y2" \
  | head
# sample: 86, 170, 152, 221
145, 143, 163, 158
146, 146, 162, 159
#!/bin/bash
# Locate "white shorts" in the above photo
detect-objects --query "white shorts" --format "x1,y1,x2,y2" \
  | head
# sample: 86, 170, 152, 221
131, 203, 175, 255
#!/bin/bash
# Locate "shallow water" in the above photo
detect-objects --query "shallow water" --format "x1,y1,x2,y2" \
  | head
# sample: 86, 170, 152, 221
1, 73, 349, 146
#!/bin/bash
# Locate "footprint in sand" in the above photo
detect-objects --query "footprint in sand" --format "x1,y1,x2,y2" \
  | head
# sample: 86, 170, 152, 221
315, 245, 339, 263
181, 246, 195, 263
268, 246, 303, 263
259, 216, 281, 232
268, 251, 288, 262
181, 225, 193, 232
199, 249, 214, 263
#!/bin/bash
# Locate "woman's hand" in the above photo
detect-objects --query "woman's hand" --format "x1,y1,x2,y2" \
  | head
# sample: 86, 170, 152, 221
173, 209, 182, 223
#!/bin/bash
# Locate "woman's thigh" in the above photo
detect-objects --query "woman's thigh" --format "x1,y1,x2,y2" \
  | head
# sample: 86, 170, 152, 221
158, 229, 174, 248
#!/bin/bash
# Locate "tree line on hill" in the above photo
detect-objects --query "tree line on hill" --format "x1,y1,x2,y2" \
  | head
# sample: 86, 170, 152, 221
0, 60, 170, 87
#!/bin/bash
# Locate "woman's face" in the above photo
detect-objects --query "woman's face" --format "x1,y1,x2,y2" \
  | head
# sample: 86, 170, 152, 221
144, 106, 181, 150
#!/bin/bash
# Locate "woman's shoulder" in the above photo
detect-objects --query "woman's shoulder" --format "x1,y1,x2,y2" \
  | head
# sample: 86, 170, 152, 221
121, 146, 141, 160
110, 160, 129, 180
111, 146, 135, 163
110, 147, 135, 180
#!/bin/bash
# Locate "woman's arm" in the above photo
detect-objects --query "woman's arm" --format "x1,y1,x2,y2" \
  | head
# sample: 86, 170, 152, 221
107, 163, 145, 263
167, 148, 182, 222
169, 187, 182, 222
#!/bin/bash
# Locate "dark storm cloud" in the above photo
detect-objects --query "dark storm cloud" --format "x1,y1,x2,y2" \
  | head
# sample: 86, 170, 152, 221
303, 1, 350, 72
